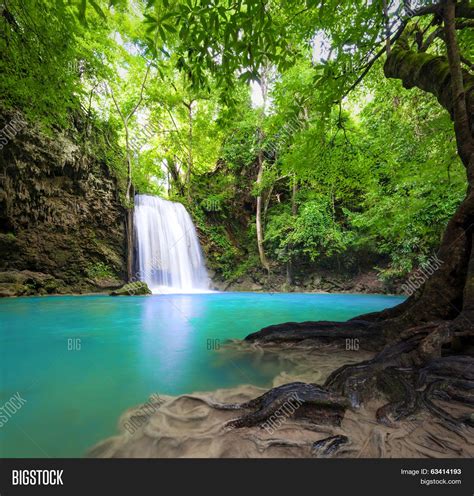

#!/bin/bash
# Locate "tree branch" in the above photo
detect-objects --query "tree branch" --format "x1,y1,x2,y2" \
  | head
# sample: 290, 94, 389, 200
384, 31, 474, 146
420, 26, 443, 51
409, 2, 474, 19
456, 19, 474, 29
341, 23, 407, 99
107, 84, 126, 126
126, 64, 151, 122
461, 54, 474, 71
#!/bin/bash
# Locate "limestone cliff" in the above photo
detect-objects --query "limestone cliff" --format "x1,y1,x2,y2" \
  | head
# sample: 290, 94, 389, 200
0, 110, 127, 296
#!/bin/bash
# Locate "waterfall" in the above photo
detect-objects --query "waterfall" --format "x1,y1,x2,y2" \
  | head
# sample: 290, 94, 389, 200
134, 194, 211, 293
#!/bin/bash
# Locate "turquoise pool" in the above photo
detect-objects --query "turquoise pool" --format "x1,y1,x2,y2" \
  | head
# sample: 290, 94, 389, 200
0, 292, 404, 457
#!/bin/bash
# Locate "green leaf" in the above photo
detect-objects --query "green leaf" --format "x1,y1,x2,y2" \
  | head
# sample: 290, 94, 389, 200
158, 25, 166, 41
89, 0, 106, 20
78, 0, 87, 26
162, 23, 176, 33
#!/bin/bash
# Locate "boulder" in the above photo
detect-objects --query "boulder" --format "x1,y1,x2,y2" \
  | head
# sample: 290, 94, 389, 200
110, 281, 152, 296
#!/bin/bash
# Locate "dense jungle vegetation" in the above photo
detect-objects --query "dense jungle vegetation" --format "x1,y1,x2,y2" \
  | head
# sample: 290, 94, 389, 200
0, 0, 470, 287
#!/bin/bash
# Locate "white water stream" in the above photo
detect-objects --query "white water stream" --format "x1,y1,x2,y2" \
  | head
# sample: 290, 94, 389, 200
134, 194, 210, 293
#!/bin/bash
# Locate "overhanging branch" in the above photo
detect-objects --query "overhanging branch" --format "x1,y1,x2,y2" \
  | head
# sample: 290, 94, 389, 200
341, 23, 407, 99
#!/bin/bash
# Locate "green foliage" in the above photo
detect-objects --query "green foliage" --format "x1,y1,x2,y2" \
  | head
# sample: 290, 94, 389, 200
0, 0, 114, 130
1, 0, 468, 285
344, 77, 465, 277
265, 197, 351, 264
86, 262, 115, 279
133, 150, 167, 196
207, 226, 241, 278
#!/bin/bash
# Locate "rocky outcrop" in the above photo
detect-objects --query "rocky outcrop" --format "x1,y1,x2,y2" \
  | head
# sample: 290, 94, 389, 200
0, 110, 127, 296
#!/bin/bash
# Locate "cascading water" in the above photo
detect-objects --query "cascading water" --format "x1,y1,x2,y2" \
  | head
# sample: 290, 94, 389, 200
134, 194, 211, 293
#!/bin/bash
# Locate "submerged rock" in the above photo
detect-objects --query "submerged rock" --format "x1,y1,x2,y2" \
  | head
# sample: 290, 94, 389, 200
110, 281, 151, 296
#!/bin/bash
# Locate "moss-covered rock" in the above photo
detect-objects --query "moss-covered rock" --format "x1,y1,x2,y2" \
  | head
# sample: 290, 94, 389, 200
110, 281, 152, 296
0, 270, 68, 297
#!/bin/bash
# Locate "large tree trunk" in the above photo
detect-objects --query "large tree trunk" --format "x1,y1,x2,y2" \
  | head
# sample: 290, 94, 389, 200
360, 189, 474, 335
373, 13, 474, 335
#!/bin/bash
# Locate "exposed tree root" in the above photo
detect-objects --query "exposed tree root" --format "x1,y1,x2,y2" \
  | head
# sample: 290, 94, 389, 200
88, 355, 474, 458
245, 319, 385, 351
311, 435, 350, 457
375, 367, 419, 426
87, 301, 473, 459
225, 318, 473, 453
223, 382, 349, 429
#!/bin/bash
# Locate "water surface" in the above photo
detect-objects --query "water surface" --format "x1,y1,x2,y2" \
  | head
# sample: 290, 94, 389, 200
0, 292, 404, 457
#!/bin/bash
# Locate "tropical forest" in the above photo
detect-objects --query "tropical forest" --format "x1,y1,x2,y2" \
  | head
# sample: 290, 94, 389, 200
0, 0, 473, 461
